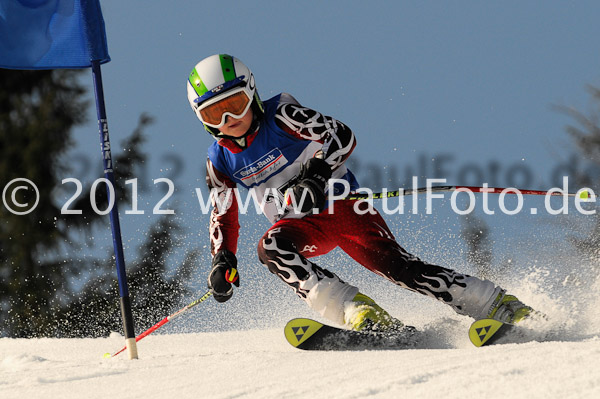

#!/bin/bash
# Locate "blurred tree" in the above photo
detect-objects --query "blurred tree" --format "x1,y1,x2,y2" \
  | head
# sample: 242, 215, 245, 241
48, 216, 199, 338
561, 86, 600, 169
461, 214, 514, 282
556, 85, 600, 261
0, 69, 197, 337
460, 214, 493, 279
0, 69, 89, 336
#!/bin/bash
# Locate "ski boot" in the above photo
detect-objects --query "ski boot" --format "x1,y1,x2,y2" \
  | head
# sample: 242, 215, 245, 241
487, 291, 533, 324
343, 292, 403, 332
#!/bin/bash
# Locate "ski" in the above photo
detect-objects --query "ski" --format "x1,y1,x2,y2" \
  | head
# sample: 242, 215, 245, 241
468, 318, 514, 347
284, 318, 420, 351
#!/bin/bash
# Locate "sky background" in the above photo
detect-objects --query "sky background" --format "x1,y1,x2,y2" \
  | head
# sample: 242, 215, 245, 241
73, 1, 600, 188
63, 1, 600, 298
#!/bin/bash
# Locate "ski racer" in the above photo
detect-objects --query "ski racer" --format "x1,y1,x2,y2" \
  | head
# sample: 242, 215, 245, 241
187, 54, 533, 332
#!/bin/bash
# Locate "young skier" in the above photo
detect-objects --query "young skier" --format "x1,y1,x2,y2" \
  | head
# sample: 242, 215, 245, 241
187, 54, 533, 332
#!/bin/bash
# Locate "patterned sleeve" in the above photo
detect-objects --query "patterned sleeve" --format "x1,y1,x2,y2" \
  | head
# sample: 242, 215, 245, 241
274, 96, 356, 170
206, 158, 240, 256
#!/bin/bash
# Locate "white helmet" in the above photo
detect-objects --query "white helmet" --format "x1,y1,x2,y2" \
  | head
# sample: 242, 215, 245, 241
187, 54, 263, 138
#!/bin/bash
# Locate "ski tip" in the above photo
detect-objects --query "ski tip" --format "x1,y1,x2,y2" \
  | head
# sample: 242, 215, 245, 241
284, 318, 324, 349
468, 319, 505, 347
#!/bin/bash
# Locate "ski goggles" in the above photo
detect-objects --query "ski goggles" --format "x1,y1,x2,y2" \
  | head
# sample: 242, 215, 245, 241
195, 85, 253, 129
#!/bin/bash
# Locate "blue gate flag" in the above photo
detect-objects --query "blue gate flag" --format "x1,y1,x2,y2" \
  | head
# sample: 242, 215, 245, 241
0, 0, 110, 69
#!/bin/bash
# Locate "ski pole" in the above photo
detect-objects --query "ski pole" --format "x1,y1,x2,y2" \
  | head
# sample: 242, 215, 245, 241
106, 266, 239, 358
106, 290, 213, 358
343, 185, 591, 200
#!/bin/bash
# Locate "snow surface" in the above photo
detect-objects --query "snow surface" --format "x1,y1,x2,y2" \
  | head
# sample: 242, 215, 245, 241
2, 248, 600, 398
1, 328, 599, 399
2, 310, 599, 399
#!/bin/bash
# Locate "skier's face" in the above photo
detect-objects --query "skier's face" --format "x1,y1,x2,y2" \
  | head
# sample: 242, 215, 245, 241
218, 108, 254, 137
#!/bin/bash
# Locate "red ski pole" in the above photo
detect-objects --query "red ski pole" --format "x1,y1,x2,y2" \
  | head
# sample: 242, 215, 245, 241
106, 267, 239, 358
105, 290, 213, 358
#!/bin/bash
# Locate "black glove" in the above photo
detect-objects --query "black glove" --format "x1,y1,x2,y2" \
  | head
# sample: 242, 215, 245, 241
287, 157, 332, 213
208, 250, 239, 303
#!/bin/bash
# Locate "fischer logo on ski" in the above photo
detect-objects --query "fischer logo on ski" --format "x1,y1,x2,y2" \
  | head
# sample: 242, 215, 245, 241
475, 326, 492, 343
468, 319, 507, 347
291, 325, 310, 342
284, 318, 420, 351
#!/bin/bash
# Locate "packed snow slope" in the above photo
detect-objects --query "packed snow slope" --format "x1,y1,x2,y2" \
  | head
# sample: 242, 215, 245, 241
3, 217, 600, 398
1, 327, 599, 399
2, 269, 600, 399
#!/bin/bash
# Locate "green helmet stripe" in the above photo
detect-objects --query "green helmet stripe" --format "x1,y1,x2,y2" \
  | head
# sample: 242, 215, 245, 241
189, 68, 208, 98
219, 54, 236, 82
